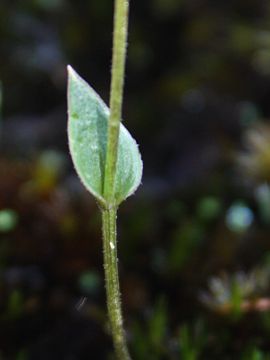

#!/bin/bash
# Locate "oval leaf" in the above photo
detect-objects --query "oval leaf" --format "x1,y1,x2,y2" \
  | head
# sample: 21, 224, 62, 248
67, 66, 143, 206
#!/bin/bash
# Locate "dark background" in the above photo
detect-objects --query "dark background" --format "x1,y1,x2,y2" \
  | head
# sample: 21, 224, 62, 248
1, 0, 270, 359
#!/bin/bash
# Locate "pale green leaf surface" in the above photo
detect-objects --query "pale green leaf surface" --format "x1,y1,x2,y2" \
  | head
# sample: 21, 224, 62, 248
67, 66, 143, 206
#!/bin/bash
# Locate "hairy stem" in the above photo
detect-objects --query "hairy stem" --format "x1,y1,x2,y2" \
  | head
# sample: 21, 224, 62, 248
101, 0, 131, 358
103, 0, 129, 203
102, 208, 131, 360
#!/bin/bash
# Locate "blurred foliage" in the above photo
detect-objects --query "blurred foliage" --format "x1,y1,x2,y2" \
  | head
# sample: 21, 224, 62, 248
0, 209, 18, 233
1, 0, 270, 359
179, 321, 207, 360
239, 124, 270, 182
131, 298, 168, 359
201, 263, 270, 317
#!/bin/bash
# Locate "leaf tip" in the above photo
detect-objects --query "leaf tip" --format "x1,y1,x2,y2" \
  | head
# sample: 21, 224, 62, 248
67, 64, 76, 78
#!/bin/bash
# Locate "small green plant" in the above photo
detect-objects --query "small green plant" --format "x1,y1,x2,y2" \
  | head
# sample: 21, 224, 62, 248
179, 322, 206, 360
67, 0, 142, 359
131, 298, 168, 360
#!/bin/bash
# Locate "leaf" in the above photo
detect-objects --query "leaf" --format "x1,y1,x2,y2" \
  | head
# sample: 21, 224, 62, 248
67, 66, 143, 206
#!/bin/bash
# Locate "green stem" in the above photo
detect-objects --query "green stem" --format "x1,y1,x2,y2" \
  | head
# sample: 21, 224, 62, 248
101, 0, 130, 358
102, 208, 131, 360
103, 0, 129, 204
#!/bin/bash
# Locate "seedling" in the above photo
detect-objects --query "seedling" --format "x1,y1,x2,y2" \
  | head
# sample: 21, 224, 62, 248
67, 0, 142, 359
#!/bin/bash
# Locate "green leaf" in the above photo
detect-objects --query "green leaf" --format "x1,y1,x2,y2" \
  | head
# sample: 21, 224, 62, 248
67, 66, 143, 206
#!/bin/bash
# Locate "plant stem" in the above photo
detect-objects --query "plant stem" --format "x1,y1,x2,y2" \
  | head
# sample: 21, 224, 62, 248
102, 1, 130, 357
103, 0, 129, 204
102, 208, 131, 360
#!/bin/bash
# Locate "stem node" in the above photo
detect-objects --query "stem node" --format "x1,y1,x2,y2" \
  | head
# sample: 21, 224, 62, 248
102, 0, 131, 358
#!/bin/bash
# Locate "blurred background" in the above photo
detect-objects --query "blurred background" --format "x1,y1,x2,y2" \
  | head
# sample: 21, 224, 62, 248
2, 0, 270, 359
